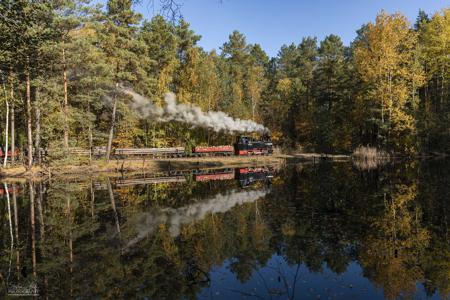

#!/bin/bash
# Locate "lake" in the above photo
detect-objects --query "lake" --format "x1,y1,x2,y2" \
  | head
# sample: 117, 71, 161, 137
0, 160, 449, 299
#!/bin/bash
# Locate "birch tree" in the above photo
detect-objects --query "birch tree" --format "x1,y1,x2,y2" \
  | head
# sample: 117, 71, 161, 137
354, 11, 425, 153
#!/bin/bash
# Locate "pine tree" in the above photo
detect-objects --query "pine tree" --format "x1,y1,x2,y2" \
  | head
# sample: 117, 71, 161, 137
288, 37, 318, 149
99, 0, 147, 160
261, 43, 299, 144
313, 34, 351, 152
139, 15, 178, 99
53, 0, 92, 150
246, 44, 269, 122
66, 20, 114, 151
221, 31, 251, 119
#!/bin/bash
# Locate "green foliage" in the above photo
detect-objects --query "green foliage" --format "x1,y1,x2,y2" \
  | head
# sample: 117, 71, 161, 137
0, 4, 449, 167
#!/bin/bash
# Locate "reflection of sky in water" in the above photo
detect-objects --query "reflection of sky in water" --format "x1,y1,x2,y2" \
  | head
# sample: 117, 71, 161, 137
1, 161, 449, 299
199, 257, 440, 300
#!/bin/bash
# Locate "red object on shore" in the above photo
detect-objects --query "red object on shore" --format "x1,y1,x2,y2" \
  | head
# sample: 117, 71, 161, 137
238, 167, 268, 174
238, 149, 267, 156
0, 186, 21, 196
193, 145, 234, 153
0, 149, 20, 158
195, 172, 235, 181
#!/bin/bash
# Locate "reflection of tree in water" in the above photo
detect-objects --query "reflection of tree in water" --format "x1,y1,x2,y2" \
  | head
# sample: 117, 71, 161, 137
421, 239, 450, 298
358, 183, 430, 299
260, 162, 449, 299
0, 160, 449, 299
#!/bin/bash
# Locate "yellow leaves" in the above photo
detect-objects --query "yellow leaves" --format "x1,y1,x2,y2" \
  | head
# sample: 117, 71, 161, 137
354, 11, 420, 97
159, 224, 180, 262
69, 25, 96, 39
390, 108, 418, 154
276, 78, 292, 95
353, 11, 425, 153
176, 49, 222, 114
115, 113, 141, 147
358, 182, 431, 299
421, 9, 450, 77
281, 222, 296, 236
269, 130, 283, 143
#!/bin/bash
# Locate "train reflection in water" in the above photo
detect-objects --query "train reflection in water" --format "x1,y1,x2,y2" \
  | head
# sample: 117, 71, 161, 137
110, 166, 275, 189
119, 166, 275, 251
192, 166, 274, 188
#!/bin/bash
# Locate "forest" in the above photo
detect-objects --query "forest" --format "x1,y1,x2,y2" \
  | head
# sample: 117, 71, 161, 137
0, 1, 449, 169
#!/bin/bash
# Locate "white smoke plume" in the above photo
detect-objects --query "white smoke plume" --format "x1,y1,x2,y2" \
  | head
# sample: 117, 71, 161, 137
121, 88, 268, 134
122, 188, 268, 251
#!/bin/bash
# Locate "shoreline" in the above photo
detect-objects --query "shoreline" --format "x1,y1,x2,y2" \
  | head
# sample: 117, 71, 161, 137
0, 153, 351, 181
2, 151, 448, 181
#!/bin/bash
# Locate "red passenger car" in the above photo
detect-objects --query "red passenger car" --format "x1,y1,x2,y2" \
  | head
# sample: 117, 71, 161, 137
192, 145, 234, 155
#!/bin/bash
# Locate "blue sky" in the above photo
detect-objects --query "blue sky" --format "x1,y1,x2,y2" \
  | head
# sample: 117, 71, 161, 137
107, 0, 449, 57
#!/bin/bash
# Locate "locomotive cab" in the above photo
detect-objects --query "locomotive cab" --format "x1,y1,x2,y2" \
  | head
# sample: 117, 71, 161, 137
234, 135, 273, 155
235, 166, 274, 188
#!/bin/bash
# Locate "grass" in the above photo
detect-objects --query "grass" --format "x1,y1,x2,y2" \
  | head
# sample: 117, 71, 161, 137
352, 146, 390, 170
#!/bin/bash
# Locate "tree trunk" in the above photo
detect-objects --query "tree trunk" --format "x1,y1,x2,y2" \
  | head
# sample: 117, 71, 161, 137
87, 102, 93, 162
2, 79, 9, 167
37, 183, 45, 239
12, 184, 18, 241
1, 72, 7, 164
29, 181, 36, 277
4, 183, 13, 249
34, 91, 41, 165
66, 194, 74, 296
67, 195, 73, 268
11, 104, 15, 163
62, 44, 69, 150
251, 97, 255, 121
90, 180, 95, 219
441, 66, 444, 108
12, 184, 19, 281
26, 68, 33, 169
107, 178, 122, 242
88, 125, 93, 162
9, 69, 15, 163
106, 83, 119, 162
3, 99, 9, 167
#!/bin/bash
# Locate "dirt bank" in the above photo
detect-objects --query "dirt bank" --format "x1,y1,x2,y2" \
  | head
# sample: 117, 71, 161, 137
0, 155, 285, 180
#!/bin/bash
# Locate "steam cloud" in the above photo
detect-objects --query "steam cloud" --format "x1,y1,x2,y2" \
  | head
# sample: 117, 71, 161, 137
122, 88, 268, 134
122, 188, 268, 251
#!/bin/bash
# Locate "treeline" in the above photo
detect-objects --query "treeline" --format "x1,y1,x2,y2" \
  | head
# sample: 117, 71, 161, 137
0, 1, 449, 167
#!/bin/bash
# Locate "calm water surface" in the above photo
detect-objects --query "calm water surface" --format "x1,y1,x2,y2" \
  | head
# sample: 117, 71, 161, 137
0, 161, 449, 299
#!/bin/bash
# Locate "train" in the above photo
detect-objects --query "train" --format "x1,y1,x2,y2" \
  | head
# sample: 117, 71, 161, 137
113, 136, 273, 158
0, 136, 273, 160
